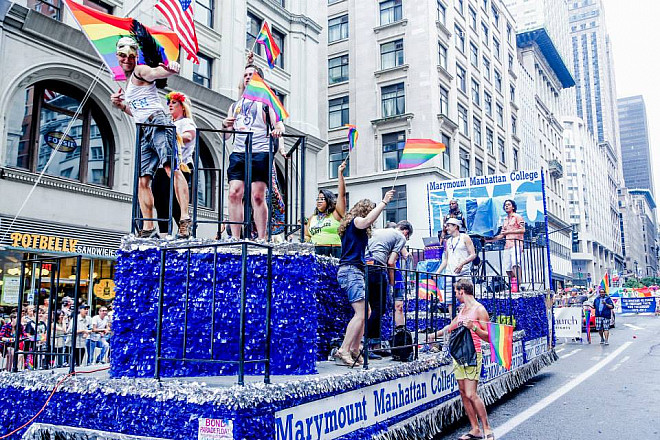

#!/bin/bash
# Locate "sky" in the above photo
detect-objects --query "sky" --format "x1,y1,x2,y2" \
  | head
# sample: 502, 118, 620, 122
601, 0, 660, 199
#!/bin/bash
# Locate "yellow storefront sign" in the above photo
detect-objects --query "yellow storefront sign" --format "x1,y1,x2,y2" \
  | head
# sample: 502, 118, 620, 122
10, 232, 78, 253
94, 279, 116, 300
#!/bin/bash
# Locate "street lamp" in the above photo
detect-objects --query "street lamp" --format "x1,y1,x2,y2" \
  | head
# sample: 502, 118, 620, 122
634, 260, 639, 280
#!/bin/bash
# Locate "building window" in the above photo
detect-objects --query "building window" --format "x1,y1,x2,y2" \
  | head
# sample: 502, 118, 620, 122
456, 0, 464, 14
438, 42, 448, 69
498, 137, 506, 163
271, 28, 285, 68
329, 55, 349, 84
475, 157, 483, 176
473, 117, 482, 145
272, 88, 286, 107
382, 184, 407, 224
196, 138, 217, 209
469, 7, 477, 29
193, 53, 212, 88
510, 85, 516, 102
246, 12, 262, 52
484, 92, 493, 116
486, 127, 494, 154
496, 103, 504, 126
30, 0, 63, 20
6, 80, 114, 186
439, 86, 449, 115
380, 0, 402, 25
493, 37, 501, 59
471, 79, 480, 105
491, 5, 499, 26
329, 143, 350, 178
455, 25, 465, 52
513, 149, 519, 170
483, 56, 491, 80
437, 1, 447, 24
470, 42, 479, 67
488, 166, 495, 175
494, 69, 502, 92
329, 96, 349, 128
381, 39, 404, 69
196, 0, 214, 27
508, 53, 514, 71
456, 64, 467, 92
458, 104, 469, 136
441, 132, 451, 171
460, 149, 470, 177
382, 131, 406, 170
507, 23, 513, 44
329, 15, 349, 42
381, 83, 405, 117
511, 115, 517, 135
481, 22, 489, 45
82, 0, 112, 13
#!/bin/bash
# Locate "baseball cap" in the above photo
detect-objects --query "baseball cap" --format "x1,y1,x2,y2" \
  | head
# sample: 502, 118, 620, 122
79, 304, 90, 310
116, 37, 138, 56
445, 218, 462, 227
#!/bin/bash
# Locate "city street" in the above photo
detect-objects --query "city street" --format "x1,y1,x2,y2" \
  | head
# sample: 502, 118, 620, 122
434, 314, 660, 440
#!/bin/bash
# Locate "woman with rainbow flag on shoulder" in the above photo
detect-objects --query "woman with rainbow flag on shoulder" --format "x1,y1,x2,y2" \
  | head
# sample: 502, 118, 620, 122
428, 278, 495, 440
222, 52, 287, 240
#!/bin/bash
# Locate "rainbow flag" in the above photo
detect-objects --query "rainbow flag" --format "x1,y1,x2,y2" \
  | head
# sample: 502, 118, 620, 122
398, 139, 446, 169
242, 72, 289, 122
346, 124, 358, 151
64, 0, 179, 81
600, 272, 610, 294
487, 322, 514, 370
256, 22, 281, 68
584, 309, 592, 343
418, 277, 443, 301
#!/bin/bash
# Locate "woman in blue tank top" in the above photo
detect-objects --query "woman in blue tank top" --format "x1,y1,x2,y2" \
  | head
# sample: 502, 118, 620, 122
333, 189, 395, 367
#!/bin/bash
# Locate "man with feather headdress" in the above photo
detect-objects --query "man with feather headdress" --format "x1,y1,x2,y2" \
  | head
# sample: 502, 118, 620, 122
110, 31, 191, 239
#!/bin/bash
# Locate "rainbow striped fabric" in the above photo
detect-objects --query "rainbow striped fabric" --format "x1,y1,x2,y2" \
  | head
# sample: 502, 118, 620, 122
256, 22, 281, 68
398, 139, 447, 169
346, 124, 358, 151
242, 72, 289, 122
418, 278, 443, 302
64, 0, 179, 81
487, 322, 514, 370
600, 272, 610, 294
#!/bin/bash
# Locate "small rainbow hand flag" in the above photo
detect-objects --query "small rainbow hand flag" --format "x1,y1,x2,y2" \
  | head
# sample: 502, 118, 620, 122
64, 0, 179, 81
418, 277, 443, 302
600, 272, 610, 294
346, 124, 358, 151
256, 22, 281, 68
398, 139, 446, 169
487, 322, 514, 370
242, 72, 289, 122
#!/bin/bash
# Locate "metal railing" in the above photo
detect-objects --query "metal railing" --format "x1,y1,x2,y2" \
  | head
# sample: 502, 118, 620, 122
11, 255, 83, 373
153, 240, 274, 385
131, 123, 307, 242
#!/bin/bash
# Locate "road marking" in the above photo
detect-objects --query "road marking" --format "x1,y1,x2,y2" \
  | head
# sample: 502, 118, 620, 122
560, 349, 581, 359
609, 355, 631, 372
495, 342, 632, 439
624, 323, 644, 331
555, 348, 565, 354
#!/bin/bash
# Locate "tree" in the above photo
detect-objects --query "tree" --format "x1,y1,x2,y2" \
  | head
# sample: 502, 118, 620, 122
624, 278, 643, 288
640, 276, 660, 287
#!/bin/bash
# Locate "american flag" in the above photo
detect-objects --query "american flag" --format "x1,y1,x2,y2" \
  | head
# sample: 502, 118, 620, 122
155, 0, 199, 64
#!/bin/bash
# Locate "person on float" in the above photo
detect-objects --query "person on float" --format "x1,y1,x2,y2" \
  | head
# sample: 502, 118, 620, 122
305, 161, 347, 257
109, 36, 191, 238
487, 199, 525, 288
222, 52, 286, 240
437, 217, 477, 301
333, 190, 395, 367
428, 278, 494, 440
152, 91, 197, 234
444, 199, 467, 232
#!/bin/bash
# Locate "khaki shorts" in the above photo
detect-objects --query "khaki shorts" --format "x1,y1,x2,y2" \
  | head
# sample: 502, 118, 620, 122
453, 351, 483, 381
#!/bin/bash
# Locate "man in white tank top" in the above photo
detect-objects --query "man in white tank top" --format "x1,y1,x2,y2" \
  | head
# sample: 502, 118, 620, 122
109, 37, 190, 239
222, 57, 286, 240
437, 218, 476, 295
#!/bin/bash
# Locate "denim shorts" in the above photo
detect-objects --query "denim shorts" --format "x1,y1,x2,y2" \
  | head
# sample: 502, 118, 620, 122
337, 265, 365, 303
139, 111, 176, 177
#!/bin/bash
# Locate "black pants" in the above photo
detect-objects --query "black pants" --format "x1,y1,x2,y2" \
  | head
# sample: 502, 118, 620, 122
152, 167, 192, 233
366, 266, 388, 340
74, 347, 85, 367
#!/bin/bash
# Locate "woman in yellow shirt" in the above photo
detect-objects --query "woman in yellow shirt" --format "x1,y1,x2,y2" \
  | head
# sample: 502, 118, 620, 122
305, 162, 346, 257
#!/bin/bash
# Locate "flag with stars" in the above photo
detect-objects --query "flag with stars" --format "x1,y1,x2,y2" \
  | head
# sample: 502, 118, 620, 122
155, 0, 199, 63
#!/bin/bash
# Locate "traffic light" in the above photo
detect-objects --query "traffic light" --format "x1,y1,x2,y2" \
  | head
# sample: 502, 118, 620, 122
572, 227, 579, 245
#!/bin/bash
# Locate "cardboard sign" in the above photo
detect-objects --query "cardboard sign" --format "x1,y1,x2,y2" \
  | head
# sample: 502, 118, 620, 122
554, 307, 582, 338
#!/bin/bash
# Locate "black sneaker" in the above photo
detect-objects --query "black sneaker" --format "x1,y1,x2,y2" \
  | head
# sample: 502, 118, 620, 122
139, 228, 159, 239
178, 218, 192, 238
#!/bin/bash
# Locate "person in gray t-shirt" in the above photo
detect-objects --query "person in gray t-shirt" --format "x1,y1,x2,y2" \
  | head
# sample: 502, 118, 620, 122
365, 221, 413, 353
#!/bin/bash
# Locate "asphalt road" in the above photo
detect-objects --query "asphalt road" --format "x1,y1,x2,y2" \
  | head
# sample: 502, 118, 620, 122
433, 313, 660, 440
